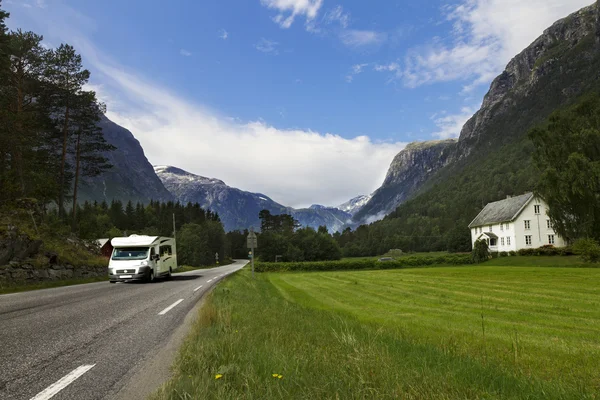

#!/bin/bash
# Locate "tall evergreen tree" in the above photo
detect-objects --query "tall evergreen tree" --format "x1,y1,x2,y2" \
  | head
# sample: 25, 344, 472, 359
45, 44, 91, 216
70, 91, 114, 229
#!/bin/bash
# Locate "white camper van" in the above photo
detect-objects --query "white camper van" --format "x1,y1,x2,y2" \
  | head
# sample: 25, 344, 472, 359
108, 235, 178, 283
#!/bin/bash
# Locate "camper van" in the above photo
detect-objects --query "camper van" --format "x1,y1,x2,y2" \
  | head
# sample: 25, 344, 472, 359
108, 235, 178, 283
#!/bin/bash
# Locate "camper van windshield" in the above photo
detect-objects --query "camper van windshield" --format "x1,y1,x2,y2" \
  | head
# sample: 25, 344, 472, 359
112, 247, 149, 260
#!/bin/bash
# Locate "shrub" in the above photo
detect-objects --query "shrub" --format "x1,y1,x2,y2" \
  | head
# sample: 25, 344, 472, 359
509, 251, 517, 256
499, 251, 508, 257
254, 254, 474, 273
471, 239, 490, 264
518, 246, 574, 257
572, 238, 600, 263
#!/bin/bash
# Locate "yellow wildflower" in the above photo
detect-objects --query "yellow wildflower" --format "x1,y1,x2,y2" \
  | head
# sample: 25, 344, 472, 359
272, 373, 278, 378
215, 374, 223, 380
278, 375, 283, 379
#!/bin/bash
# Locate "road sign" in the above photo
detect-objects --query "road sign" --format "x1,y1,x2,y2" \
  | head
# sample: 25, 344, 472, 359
247, 232, 258, 249
247, 229, 257, 278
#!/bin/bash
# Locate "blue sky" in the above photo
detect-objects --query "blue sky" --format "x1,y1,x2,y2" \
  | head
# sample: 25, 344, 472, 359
6, 0, 592, 208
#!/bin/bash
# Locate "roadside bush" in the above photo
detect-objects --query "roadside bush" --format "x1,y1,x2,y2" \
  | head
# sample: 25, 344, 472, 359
255, 254, 473, 273
509, 250, 517, 256
499, 251, 508, 257
471, 239, 490, 264
517, 246, 574, 257
572, 238, 600, 263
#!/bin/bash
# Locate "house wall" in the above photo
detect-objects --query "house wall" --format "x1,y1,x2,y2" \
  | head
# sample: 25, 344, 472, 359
470, 197, 566, 252
471, 222, 517, 252
513, 198, 566, 249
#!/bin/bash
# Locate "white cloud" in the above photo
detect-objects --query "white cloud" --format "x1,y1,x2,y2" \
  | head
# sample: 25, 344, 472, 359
339, 29, 387, 48
346, 63, 369, 83
219, 29, 229, 40
374, 62, 400, 73
17, 2, 404, 208
431, 106, 477, 139
255, 38, 279, 54
324, 5, 350, 29
179, 49, 192, 57
260, 0, 323, 30
402, 0, 592, 90
92, 63, 404, 208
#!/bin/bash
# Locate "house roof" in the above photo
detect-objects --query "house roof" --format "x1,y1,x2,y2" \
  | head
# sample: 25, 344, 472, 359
468, 193, 534, 228
96, 238, 110, 247
478, 232, 498, 239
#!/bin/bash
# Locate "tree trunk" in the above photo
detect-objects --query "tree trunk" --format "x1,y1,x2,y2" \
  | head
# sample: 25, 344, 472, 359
58, 93, 70, 218
71, 130, 81, 232
14, 63, 26, 195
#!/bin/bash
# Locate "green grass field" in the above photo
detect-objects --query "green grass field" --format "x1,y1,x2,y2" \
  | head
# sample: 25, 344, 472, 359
154, 257, 600, 399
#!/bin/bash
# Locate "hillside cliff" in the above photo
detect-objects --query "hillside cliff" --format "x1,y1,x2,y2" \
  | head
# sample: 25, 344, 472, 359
353, 140, 456, 223
78, 116, 174, 204
357, 3, 600, 226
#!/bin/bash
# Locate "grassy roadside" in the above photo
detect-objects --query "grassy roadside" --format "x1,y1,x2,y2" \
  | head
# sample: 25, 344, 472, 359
152, 266, 599, 399
0, 276, 108, 295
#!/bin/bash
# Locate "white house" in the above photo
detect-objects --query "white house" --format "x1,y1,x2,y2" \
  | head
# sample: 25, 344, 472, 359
468, 193, 566, 252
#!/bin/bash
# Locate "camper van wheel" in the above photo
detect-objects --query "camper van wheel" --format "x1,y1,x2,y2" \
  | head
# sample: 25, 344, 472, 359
148, 270, 155, 283
167, 268, 172, 280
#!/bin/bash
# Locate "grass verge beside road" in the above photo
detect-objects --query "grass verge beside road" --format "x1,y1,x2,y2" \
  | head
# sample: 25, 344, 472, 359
153, 263, 600, 399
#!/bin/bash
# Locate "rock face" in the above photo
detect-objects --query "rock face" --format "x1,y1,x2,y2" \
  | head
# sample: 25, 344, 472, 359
0, 263, 106, 285
155, 166, 351, 232
353, 140, 456, 223
357, 3, 600, 224
457, 4, 597, 153
78, 115, 174, 204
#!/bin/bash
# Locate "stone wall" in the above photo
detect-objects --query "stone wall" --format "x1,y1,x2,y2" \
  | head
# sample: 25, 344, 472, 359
0, 263, 107, 285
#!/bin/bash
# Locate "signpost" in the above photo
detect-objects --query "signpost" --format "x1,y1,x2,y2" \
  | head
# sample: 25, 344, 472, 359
247, 227, 258, 278
215, 252, 219, 265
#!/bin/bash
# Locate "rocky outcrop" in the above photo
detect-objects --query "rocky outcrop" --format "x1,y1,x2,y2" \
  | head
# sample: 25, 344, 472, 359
78, 115, 174, 204
357, 3, 600, 225
0, 263, 106, 285
353, 139, 456, 223
336, 195, 372, 216
457, 4, 597, 151
0, 227, 43, 266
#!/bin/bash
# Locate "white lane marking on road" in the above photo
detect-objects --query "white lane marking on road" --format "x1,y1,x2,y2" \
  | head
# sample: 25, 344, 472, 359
193, 285, 203, 292
30, 364, 95, 400
207, 279, 213, 283
158, 299, 184, 315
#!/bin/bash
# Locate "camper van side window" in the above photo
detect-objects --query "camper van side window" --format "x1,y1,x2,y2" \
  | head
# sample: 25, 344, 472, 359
160, 245, 172, 257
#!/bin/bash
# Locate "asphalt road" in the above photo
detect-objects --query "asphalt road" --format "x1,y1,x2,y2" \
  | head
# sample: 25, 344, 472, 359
0, 260, 248, 400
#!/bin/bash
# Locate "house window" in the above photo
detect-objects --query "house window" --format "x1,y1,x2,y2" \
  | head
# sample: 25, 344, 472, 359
525, 235, 532, 246
524, 220, 531, 230
507, 237, 511, 246
489, 225, 493, 232
500, 224, 504, 231
547, 220, 552, 229
534, 205, 540, 214
501, 237, 505, 246
548, 235, 555, 245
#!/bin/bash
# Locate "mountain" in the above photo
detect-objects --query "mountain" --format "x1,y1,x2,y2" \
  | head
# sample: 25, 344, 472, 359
344, 2, 600, 253
336, 195, 372, 216
155, 166, 351, 232
353, 140, 456, 224
78, 115, 174, 204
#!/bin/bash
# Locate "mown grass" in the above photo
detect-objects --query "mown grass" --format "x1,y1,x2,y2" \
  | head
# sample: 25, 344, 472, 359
154, 262, 600, 399
0, 276, 108, 295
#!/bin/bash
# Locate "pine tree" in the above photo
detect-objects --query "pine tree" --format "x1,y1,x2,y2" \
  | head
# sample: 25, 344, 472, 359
45, 44, 91, 217
70, 91, 114, 230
